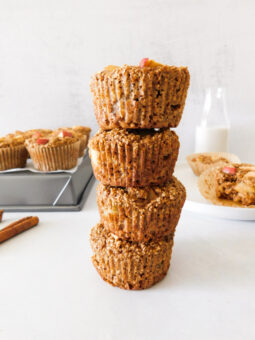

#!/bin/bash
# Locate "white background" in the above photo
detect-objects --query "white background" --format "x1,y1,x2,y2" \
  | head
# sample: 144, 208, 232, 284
0, 0, 255, 162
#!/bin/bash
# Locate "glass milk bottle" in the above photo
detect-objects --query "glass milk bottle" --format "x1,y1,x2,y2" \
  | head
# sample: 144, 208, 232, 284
195, 87, 230, 153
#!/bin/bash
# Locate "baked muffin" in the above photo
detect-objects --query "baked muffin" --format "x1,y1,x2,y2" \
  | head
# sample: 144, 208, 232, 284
0, 136, 28, 170
11, 129, 53, 158
53, 128, 87, 157
72, 126, 91, 149
89, 128, 179, 187
90, 223, 173, 290
187, 152, 240, 176
97, 176, 186, 242
6, 131, 24, 139
90, 59, 190, 130
21, 129, 52, 139
198, 163, 255, 207
25, 135, 80, 171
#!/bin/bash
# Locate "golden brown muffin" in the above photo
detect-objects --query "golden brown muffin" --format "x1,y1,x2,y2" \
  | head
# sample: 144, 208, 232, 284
0, 136, 28, 170
25, 135, 80, 171
198, 163, 255, 207
90, 60, 190, 129
89, 128, 179, 187
4, 132, 26, 145
72, 125, 91, 148
90, 223, 173, 290
5, 131, 25, 139
9, 129, 52, 159
22, 129, 52, 139
187, 152, 241, 176
53, 128, 88, 157
97, 176, 186, 242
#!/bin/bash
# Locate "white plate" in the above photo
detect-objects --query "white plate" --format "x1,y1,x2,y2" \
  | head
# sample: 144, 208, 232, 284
174, 163, 255, 221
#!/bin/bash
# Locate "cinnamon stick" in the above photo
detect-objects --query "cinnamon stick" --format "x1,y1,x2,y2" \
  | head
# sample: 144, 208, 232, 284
0, 216, 39, 244
0, 210, 3, 222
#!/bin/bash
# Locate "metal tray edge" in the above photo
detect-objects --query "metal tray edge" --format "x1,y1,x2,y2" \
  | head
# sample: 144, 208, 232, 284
1, 175, 95, 212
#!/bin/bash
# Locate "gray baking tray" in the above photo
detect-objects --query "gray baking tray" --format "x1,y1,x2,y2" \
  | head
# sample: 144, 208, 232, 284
0, 151, 94, 212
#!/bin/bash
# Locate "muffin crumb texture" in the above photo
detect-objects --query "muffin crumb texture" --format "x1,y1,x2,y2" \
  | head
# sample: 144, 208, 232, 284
91, 64, 190, 129
89, 128, 179, 187
199, 163, 255, 207
97, 176, 186, 242
90, 223, 173, 290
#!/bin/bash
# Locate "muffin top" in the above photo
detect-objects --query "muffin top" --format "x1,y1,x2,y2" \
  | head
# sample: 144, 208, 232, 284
90, 128, 177, 146
98, 176, 186, 209
25, 134, 79, 148
90, 223, 172, 257
53, 128, 86, 140
93, 59, 188, 78
72, 126, 91, 135
102, 59, 163, 72
0, 136, 25, 148
22, 129, 52, 139
6, 131, 25, 139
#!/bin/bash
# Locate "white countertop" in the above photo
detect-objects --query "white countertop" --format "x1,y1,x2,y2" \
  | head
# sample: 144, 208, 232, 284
0, 181, 255, 340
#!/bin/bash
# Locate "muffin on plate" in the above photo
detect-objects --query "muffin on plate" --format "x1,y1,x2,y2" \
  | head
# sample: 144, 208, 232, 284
90, 59, 190, 129
25, 134, 80, 171
53, 128, 88, 157
90, 223, 173, 290
97, 176, 186, 242
0, 136, 28, 170
89, 128, 179, 187
198, 163, 255, 207
186, 152, 241, 176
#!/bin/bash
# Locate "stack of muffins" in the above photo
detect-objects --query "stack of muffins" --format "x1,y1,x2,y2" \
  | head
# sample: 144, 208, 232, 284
89, 58, 190, 290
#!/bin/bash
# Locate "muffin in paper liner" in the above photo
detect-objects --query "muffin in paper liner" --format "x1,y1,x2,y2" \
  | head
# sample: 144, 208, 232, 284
6, 130, 53, 159
0, 144, 28, 170
53, 128, 88, 157
75, 135, 86, 157
90, 223, 174, 290
90, 64, 190, 129
26, 138, 80, 171
89, 128, 179, 187
198, 163, 255, 207
97, 176, 186, 242
72, 126, 91, 152
187, 152, 241, 176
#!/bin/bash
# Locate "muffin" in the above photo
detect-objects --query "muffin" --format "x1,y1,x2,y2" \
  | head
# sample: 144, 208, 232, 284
198, 163, 255, 207
21, 129, 52, 140
90, 59, 190, 129
187, 152, 241, 176
6, 131, 25, 139
97, 176, 186, 242
13, 129, 53, 158
0, 136, 28, 170
72, 126, 91, 149
25, 135, 80, 171
89, 128, 179, 187
90, 223, 173, 290
53, 128, 88, 157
